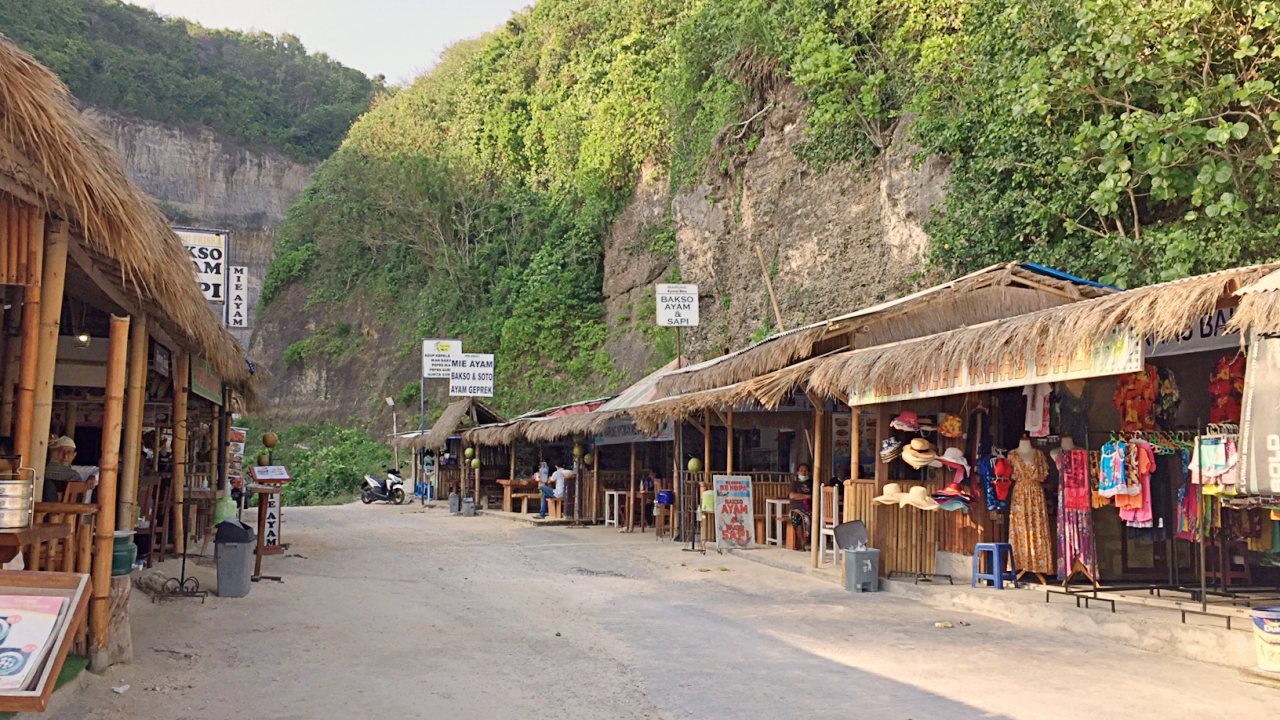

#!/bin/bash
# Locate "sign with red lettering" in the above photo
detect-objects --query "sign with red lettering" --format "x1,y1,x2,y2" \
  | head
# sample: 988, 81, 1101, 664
713, 475, 755, 549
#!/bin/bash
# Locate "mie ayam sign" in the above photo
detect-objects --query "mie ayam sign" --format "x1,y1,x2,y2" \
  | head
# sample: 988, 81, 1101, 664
853, 329, 1142, 404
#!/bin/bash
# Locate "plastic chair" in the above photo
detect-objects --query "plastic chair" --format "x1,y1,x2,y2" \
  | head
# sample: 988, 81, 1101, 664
972, 542, 1018, 589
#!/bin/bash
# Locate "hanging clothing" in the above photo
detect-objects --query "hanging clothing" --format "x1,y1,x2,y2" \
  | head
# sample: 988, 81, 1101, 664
1055, 383, 1091, 447
1113, 365, 1159, 431
1056, 449, 1098, 580
1009, 449, 1055, 575
1024, 384, 1051, 437
1098, 441, 1127, 497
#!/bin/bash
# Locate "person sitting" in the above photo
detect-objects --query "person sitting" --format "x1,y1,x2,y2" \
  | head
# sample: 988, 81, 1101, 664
788, 463, 814, 550
43, 436, 84, 502
536, 463, 569, 518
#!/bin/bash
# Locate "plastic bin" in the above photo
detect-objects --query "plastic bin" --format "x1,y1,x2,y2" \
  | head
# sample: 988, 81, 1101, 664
843, 547, 880, 593
214, 520, 255, 598
1251, 606, 1280, 673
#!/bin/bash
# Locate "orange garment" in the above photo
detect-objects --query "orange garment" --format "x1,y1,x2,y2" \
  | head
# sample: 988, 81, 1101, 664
1009, 450, 1055, 574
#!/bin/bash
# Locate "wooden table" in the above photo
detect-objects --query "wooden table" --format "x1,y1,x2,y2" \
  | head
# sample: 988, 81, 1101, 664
0, 523, 74, 571
498, 478, 536, 513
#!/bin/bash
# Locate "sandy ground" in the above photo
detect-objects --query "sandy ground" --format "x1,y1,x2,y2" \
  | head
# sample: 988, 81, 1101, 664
44, 503, 1279, 720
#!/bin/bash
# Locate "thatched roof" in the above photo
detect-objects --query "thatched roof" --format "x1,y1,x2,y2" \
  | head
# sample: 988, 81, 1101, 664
655, 262, 1113, 397
1229, 268, 1280, 336
630, 382, 755, 434
0, 38, 252, 394
803, 263, 1280, 402
458, 396, 611, 447
394, 398, 504, 450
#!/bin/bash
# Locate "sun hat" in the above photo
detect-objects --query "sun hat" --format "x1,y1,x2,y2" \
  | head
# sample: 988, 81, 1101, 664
879, 437, 903, 462
872, 483, 907, 505
899, 485, 940, 511
930, 446, 970, 473
936, 497, 970, 513
50, 436, 76, 451
890, 411, 920, 432
901, 438, 937, 469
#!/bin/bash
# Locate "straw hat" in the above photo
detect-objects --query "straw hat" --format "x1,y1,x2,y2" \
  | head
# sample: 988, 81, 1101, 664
901, 438, 936, 469
898, 485, 940, 511
872, 483, 906, 505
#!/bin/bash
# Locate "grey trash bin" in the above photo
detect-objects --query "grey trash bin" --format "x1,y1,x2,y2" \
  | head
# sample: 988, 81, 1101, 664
448, 491, 461, 514
214, 520, 255, 598
461, 497, 476, 517
844, 547, 880, 593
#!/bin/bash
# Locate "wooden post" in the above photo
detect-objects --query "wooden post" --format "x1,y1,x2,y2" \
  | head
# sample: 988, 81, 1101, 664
118, 315, 148, 529
726, 406, 734, 474
13, 210, 44, 469
172, 352, 189, 555
702, 410, 711, 484
90, 315, 128, 673
28, 219, 66, 494
628, 442, 636, 532
810, 402, 826, 569
508, 444, 516, 486
850, 407, 860, 481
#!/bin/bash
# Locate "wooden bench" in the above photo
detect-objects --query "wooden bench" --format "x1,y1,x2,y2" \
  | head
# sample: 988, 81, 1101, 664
546, 497, 564, 520
512, 492, 542, 514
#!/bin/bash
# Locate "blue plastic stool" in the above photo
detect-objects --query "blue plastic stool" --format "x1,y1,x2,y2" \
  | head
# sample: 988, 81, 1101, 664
972, 542, 1018, 589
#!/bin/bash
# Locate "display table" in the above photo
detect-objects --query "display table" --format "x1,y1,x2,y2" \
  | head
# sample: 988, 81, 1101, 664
499, 478, 537, 513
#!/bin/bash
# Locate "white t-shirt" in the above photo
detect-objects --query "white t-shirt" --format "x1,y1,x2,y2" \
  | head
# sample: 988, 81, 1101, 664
550, 469, 567, 498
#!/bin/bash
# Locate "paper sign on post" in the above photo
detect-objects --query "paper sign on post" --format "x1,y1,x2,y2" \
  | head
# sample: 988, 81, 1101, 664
449, 353, 495, 397
423, 338, 463, 379
656, 284, 699, 327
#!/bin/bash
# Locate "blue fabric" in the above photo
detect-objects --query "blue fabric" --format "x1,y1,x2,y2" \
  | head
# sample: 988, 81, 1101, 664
539, 484, 554, 516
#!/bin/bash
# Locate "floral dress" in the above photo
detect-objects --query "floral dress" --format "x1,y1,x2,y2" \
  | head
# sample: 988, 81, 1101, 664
1009, 450, 1055, 575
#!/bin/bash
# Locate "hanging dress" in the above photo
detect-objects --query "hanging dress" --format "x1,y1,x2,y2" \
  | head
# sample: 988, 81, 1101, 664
1056, 448, 1098, 581
1009, 450, 1055, 575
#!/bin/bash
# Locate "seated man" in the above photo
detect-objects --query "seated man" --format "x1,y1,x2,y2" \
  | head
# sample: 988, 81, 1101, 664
43, 436, 83, 502
536, 463, 569, 518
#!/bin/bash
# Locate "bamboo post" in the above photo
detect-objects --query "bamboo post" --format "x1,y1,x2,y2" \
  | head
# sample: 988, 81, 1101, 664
172, 352, 189, 555
811, 402, 826, 569
0, 292, 15, 437
850, 407, 860, 480
702, 410, 711, 484
13, 210, 44, 469
118, 315, 148, 529
726, 406, 734, 474
28, 220, 65, 495
628, 441, 636, 532
89, 315, 128, 673
508, 444, 516, 485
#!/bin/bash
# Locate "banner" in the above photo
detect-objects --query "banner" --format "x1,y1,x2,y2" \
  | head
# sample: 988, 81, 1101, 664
227, 265, 250, 328
1145, 307, 1238, 358
854, 330, 1142, 405
174, 228, 228, 303
1239, 335, 1280, 497
449, 353, 495, 397
593, 416, 674, 446
713, 475, 755, 549
422, 338, 463, 379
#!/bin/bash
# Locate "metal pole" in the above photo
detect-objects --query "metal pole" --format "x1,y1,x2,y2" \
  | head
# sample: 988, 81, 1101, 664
1198, 432, 1207, 613
392, 408, 400, 470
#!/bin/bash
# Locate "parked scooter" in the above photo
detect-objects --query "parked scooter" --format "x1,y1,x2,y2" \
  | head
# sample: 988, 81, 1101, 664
361, 468, 406, 505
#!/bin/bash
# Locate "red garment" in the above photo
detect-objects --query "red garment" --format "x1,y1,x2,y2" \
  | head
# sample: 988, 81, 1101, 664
1060, 449, 1090, 510
1113, 364, 1159, 431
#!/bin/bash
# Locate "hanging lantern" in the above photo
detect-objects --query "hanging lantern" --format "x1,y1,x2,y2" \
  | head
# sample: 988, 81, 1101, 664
687, 457, 703, 473
572, 441, 583, 458
470, 458, 481, 469
464, 447, 475, 459
262, 432, 279, 449
582, 452, 594, 467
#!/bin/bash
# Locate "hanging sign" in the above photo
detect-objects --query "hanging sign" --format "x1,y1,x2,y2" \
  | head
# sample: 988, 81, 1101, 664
226, 266, 250, 328
423, 338, 463, 379
448, 353, 495, 397
174, 228, 228, 303
656, 284, 699, 327
190, 356, 222, 404
1239, 335, 1280, 497
713, 475, 755, 549
1145, 307, 1239, 358
263, 491, 282, 551
854, 329, 1142, 404
593, 416, 674, 445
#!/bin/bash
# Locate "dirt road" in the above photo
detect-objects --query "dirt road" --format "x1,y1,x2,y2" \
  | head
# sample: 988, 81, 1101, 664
48, 503, 1276, 719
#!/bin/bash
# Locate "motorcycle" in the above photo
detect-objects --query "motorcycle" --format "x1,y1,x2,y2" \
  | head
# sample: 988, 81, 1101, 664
361, 468, 406, 505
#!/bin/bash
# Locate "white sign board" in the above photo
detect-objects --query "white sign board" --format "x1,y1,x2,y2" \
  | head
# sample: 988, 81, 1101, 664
423, 338, 463, 379
656, 283, 699, 327
249, 465, 291, 482
264, 492, 281, 549
1145, 307, 1238, 358
449, 353, 495, 397
713, 475, 755, 549
227, 265, 250, 328
593, 416, 674, 446
175, 228, 228, 303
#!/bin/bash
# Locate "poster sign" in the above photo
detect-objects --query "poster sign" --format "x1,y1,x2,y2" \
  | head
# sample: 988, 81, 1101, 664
174, 228, 228, 303
713, 474, 755, 549
449, 353, 495, 397
593, 416, 674, 446
227, 265, 250, 328
249, 465, 291, 482
1239, 335, 1280, 497
227, 426, 247, 491
656, 283, 699, 327
1145, 307, 1238, 358
190, 356, 222, 404
263, 491, 281, 550
854, 329, 1142, 404
422, 338, 463, 379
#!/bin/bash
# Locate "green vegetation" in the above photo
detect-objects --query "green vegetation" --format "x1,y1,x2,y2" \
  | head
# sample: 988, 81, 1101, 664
242, 420, 391, 505
0, 0, 378, 160
267, 0, 1280, 416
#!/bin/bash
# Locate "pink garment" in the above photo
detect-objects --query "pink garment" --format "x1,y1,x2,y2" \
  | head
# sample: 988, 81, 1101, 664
1118, 443, 1154, 527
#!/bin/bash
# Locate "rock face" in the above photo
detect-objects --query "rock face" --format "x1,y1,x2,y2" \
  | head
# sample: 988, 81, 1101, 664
603, 88, 948, 365
82, 107, 316, 349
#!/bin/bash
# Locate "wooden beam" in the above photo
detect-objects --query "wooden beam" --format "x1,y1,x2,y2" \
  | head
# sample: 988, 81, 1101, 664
172, 351, 189, 555
810, 403, 826, 569
628, 442, 636, 532
30, 220, 68, 498
117, 315, 147, 529
850, 407, 861, 481
702, 410, 711, 488
13, 210, 44, 469
90, 315, 128, 673
725, 406, 734, 474
65, 242, 182, 354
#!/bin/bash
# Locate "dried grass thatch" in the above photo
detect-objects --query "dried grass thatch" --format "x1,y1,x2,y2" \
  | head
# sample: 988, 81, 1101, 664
521, 412, 616, 443
462, 419, 527, 448
806, 263, 1280, 401
656, 262, 1113, 397
629, 382, 755, 434
1228, 268, 1280, 337
0, 38, 252, 394
396, 398, 504, 450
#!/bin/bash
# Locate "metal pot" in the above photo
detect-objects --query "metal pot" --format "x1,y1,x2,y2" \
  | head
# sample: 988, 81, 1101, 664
0, 495, 30, 510
0, 480, 33, 498
0, 507, 32, 529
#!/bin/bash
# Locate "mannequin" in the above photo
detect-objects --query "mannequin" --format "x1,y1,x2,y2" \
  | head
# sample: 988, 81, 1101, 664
1009, 434, 1053, 582
1049, 436, 1075, 463
1054, 435, 1098, 587
1015, 436, 1036, 461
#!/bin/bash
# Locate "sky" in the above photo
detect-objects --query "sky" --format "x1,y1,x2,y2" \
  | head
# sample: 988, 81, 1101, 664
140, 0, 532, 83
